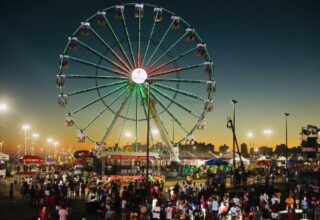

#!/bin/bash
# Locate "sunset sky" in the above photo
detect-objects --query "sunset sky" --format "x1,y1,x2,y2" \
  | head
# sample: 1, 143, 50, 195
0, 0, 320, 154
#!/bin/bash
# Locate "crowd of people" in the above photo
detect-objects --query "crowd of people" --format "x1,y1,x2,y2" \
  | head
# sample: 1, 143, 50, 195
6, 163, 320, 220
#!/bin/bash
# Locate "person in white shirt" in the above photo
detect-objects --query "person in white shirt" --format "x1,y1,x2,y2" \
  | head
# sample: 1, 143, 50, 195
152, 202, 161, 220
165, 203, 173, 220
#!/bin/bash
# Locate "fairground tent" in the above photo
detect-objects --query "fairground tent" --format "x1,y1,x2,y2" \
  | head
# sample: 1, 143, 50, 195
0, 152, 9, 161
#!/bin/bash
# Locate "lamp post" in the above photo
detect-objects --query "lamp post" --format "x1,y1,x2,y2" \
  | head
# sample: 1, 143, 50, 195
47, 138, 53, 162
53, 141, 59, 160
247, 132, 254, 157
22, 124, 31, 155
125, 131, 132, 146
263, 129, 272, 155
284, 113, 289, 179
230, 99, 238, 175
32, 133, 39, 156
146, 82, 151, 204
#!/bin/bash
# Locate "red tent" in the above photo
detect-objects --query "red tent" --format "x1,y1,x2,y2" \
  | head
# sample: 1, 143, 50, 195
256, 159, 272, 166
19, 155, 44, 164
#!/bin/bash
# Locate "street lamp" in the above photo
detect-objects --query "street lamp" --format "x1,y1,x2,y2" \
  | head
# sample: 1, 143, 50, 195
53, 141, 59, 159
151, 129, 159, 135
284, 112, 290, 179
247, 132, 254, 156
0, 103, 8, 112
230, 99, 238, 179
46, 138, 53, 162
22, 124, 31, 155
32, 133, 39, 156
263, 129, 272, 146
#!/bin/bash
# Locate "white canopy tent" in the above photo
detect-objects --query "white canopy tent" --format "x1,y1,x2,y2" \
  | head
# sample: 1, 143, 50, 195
228, 156, 250, 165
0, 152, 9, 161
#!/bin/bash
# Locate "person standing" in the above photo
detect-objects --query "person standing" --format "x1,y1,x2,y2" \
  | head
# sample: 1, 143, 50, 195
58, 205, 68, 220
300, 197, 308, 219
165, 202, 173, 220
9, 183, 14, 201
152, 201, 161, 220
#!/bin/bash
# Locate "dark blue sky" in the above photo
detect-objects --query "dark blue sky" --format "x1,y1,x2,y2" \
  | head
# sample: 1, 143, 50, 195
0, 0, 319, 151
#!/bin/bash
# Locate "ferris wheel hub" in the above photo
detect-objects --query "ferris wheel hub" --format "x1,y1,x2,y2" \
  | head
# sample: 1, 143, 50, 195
131, 68, 147, 84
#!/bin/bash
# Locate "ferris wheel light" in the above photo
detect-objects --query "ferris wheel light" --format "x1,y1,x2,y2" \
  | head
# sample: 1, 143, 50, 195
131, 68, 147, 84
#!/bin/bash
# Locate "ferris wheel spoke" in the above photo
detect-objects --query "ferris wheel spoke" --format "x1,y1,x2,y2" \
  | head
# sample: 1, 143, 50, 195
151, 85, 200, 118
68, 56, 129, 77
147, 47, 197, 74
150, 90, 188, 133
121, 11, 136, 68
145, 19, 175, 66
151, 78, 207, 83
66, 74, 127, 80
153, 83, 205, 101
101, 94, 131, 143
83, 87, 128, 130
116, 90, 135, 145
101, 14, 134, 70
67, 81, 127, 96
149, 63, 204, 78
71, 84, 127, 114
77, 40, 130, 75
141, 11, 158, 67
89, 27, 132, 72
148, 32, 187, 70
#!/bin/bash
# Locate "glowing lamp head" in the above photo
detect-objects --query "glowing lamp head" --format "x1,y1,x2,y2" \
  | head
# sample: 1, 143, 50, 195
131, 68, 147, 84
0, 103, 8, 111
22, 124, 31, 130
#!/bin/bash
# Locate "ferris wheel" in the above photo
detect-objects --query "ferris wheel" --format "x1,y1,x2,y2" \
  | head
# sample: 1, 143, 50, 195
56, 3, 215, 160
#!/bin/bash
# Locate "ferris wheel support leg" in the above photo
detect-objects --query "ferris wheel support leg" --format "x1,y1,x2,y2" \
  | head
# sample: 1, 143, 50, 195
149, 91, 188, 133
149, 103, 179, 161
116, 91, 135, 146
101, 94, 131, 144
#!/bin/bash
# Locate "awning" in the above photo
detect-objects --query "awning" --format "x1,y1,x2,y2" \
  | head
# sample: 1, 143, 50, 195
19, 155, 44, 164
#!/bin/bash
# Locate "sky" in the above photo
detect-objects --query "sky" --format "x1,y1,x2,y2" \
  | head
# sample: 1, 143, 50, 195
0, 0, 320, 154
